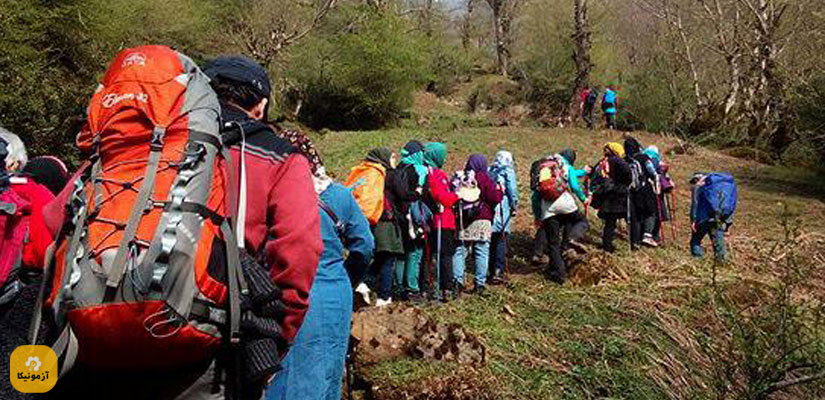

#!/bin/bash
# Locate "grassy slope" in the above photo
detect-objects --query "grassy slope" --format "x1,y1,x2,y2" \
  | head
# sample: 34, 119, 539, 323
311, 102, 825, 400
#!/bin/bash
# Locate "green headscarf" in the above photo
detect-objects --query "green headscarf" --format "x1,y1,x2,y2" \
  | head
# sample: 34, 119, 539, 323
423, 142, 447, 168
400, 141, 428, 185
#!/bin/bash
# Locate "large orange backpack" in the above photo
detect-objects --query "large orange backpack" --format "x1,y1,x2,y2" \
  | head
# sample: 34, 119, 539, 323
33, 46, 245, 372
344, 161, 386, 225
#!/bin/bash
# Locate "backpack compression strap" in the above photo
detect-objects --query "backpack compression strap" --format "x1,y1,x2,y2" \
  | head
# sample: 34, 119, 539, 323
104, 126, 166, 301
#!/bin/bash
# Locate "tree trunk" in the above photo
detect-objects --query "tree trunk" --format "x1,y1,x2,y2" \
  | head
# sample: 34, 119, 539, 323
487, 0, 512, 77
569, 0, 592, 119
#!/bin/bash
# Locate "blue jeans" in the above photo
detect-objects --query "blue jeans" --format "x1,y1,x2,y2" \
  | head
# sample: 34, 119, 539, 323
266, 275, 352, 400
690, 221, 727, 262
452, 240, 490, 289
373, 252, 397, 300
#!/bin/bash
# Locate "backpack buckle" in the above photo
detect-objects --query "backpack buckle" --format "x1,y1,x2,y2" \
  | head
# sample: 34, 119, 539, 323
150, 126, 166, 151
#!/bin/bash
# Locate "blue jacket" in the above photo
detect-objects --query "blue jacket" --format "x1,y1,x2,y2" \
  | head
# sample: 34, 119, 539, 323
318, 183, 375, 284
489, 164, 518, 233
603, 89, 617, 115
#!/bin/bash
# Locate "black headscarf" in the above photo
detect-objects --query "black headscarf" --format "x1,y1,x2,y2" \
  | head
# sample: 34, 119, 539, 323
365, 147, 393, 170
22, 156, 69, 195
559, 148, 577, 165
624, 137, 643, 158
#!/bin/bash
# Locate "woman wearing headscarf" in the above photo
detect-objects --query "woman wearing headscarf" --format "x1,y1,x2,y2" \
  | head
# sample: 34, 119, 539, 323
530, 149, 589, 284
589, 143, 631, 253
487, 150, 518, 284
394, 141, 428, 302
624, 136, 660, 248
268, 133, 375, 400
22, 156, 70, 195
422, 142, 459, 300
453, 154, 502, 296
347, 147, 410, 307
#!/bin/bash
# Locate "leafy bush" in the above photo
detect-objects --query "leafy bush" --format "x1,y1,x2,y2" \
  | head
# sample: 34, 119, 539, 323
0, 0, 218, 164
465, 75, 523, 113
284, 5, 430, 130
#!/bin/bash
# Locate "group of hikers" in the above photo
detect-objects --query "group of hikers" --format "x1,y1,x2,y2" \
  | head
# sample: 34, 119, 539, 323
580, 85, 619, 130
0, 45, 738, 400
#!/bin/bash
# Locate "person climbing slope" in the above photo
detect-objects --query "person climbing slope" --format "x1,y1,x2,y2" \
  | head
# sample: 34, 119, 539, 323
488, 150, 518, 284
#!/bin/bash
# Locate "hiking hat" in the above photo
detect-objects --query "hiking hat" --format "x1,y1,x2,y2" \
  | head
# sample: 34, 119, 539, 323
203, 56, 272, 99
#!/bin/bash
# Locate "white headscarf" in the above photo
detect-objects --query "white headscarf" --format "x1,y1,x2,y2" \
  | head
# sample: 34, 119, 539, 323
492, 150, 514, 169
0, 128, 28, 172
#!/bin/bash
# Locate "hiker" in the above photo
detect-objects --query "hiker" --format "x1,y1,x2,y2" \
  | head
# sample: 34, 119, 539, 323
453, 154, 502, 295
422, 142, 459, 300
530, 149, 589, 284
488, 150, 518, 284
602, 85, 618, 129
205, 53, 324, 349
643, 146, 674, 243
346, 148, 410, 307
267, 134, 374, 400
624, 137, 660, 248
344, 147, 392, 304
0, 129, 53, 271
689, 173, 736, 263
22, 155, 70, 195
0, 129, 27, 172
581, 86, 599, 129
589, 143, 632, 253
395, 141, 428, 302
0, 130, 56, 400
39, 50, 323, 399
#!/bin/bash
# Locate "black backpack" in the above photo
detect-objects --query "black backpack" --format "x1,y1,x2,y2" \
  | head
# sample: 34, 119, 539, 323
585, 90, 598, 107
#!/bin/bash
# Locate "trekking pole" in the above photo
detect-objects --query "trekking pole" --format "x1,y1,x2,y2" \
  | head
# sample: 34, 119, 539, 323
656, 194, 666, 245
627, 192, 633, 251
669, 191, 677, 240
501, 205, 513, 277
435, 207, 442, 301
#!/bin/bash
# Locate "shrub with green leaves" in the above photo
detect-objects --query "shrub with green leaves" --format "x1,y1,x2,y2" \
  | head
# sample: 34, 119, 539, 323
285, 5, 430, 130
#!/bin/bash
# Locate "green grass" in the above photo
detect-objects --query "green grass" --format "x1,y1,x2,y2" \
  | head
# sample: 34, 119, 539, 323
315, 100, 825, 399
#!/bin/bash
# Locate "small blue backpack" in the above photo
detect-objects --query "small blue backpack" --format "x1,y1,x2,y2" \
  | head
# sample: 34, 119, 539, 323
696, 173, 737, 223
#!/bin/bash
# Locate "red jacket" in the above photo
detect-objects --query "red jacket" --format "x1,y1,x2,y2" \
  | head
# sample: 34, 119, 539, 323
223, 109, 322, 343
10, 177, 54, 269
427, 167, 459, 230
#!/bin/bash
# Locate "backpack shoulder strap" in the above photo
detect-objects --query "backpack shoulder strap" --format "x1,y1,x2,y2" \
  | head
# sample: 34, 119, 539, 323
319, 200, 346, 244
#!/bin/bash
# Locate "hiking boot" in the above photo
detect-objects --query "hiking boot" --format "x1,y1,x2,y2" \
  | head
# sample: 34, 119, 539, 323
546, 273, 565, 285
355, 282, 372, 305
469, 286, 489, 297
642, 236, 659, 248
599, 243, 616, 253
407, 292, 427, 304
440, 290, 453, 303
375, 298, 392, 307
490, 276, 508, 285
568, 240, 588, 254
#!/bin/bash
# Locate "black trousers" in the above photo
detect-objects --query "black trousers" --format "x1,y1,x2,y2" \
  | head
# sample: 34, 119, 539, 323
428, 229, 456, 291
543, 211, 588, 282
532, 227, 547, 259
600, 212, 625, 252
